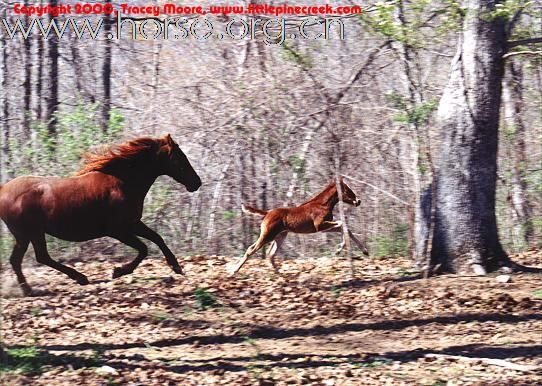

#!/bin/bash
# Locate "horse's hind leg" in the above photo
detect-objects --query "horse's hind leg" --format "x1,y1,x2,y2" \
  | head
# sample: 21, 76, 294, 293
9, 238, 32, 296
134, 221, 183, 275
31, 234, 89, 285
111, 234, 148, 278
266, 231, 287, 273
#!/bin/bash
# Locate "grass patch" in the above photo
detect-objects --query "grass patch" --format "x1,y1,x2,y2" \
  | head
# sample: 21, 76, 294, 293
533, 289, 542, 299
397, 267, 418, 277
0, 345, 103, 375
194, 288, 219, 310
153, 311, 174, 322
350, 356, 393, 368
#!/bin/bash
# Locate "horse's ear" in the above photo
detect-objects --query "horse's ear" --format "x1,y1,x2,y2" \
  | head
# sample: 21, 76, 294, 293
165, 134, 175, 146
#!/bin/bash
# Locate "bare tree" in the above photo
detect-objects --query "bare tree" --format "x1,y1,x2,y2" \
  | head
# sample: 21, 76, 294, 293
428, 0, 509, 275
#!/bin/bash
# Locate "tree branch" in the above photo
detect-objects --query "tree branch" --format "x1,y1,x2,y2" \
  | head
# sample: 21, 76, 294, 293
507, 37, 542, 48
503, 50, 542, 59
424, 353, 540, 373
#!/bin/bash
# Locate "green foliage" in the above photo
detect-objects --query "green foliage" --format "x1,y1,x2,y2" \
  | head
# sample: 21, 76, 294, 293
372, 223, 409, 257
0, 345, 103, 375
153, 312, 174, 322
223, 210, 238, 221
531, 217, 542, 235
490, 0, 528, 21
350, 356, 393, 368
361, 1, 465, 48
533, 289, 542, 299
6, 102, 124, 178
363, 2, 406, 43
330, 286, 342, 298
281, 43, 312, 68
194, 287, 219, 310
397, 267, 417, 277
0, 346, 42, 374
289, 154, 306, 174
387, 92, 438, 126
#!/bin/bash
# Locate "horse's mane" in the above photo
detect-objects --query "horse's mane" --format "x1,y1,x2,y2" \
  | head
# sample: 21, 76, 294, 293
76, 137, 164, 176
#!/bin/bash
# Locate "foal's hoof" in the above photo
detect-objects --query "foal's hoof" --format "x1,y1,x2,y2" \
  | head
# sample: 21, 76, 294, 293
171, 265, 184, 275
226, 264, 238, 277
76, 276, 90, 285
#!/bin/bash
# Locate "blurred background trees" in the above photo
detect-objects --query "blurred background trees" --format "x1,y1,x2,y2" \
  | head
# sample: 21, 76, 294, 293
0, 0, 541, 266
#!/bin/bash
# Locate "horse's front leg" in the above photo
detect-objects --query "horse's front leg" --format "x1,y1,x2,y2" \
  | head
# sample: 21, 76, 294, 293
111, 234, 148, 278
134, 221, 183, 275
9, 237, 33, 296
31, 233, 89, 285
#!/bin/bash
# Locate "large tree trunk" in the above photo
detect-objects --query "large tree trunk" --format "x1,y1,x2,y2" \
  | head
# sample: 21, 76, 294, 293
45, 0, 59, 142
0, 34, 10, 181
502, 60, 533, 248
35, 33, 43, 122
429, 0, 510, 275
22, 15, 32, 138
100, 1, 112, 134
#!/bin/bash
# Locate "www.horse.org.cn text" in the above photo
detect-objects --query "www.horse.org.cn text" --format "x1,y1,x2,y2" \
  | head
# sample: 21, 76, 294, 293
1, 14, 348, 44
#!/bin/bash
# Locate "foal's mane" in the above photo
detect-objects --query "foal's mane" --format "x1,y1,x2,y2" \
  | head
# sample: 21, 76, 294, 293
76, 137, 165, 176
301, 180, 338, 204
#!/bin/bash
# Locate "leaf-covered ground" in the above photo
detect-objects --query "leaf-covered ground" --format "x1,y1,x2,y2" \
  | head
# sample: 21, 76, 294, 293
1, 250, 542, 385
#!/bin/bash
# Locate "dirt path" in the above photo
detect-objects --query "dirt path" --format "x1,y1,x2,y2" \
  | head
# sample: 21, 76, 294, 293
2, 252, 542, 385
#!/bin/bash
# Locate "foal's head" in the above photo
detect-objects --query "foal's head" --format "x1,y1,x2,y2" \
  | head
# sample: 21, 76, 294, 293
160, 134, 202, 192
338, 178, 361, 207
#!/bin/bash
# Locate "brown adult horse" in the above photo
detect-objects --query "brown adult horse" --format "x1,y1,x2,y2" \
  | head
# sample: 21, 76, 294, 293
0, 134, 201, 296
228, 178, 369, 275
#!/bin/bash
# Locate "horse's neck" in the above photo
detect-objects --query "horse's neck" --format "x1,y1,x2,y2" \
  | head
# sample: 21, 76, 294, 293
306, 184, 338, 209
116, 168, 159, 198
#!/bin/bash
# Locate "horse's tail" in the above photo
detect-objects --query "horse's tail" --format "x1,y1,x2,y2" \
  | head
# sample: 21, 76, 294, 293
241, 204, 267, 217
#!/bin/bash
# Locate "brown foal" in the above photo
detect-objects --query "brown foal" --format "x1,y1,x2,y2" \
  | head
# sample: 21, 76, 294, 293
0, 135, 201, 296
228, 178, 369, 275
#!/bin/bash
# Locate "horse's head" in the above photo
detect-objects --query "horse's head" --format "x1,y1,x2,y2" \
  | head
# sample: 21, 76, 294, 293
339, 178, 361, 207
161, 134, 201, 192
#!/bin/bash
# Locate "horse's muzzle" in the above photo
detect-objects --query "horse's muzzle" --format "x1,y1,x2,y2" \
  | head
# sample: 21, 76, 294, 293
354, 199, 361, 207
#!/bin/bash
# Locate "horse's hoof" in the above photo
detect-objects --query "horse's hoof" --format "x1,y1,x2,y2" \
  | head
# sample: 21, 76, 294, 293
112, 267, 125, 279
22, 285, 34, 297
76, 276, 90, 285
171, 266, 184, 275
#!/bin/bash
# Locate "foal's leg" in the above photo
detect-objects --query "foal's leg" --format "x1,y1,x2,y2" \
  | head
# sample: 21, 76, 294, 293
228, 230, 276, 276
111, 234, 148, 278
347, 231, 370, 256
228, 238, 267, 276
9, 238, 32, 296
321, 222, 369, 256
266, 231, 287, 272
134, 221, 183, 275
31, 234, 89, 285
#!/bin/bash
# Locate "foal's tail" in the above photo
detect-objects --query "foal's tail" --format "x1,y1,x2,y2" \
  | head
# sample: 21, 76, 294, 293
241, 204, 268, 217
